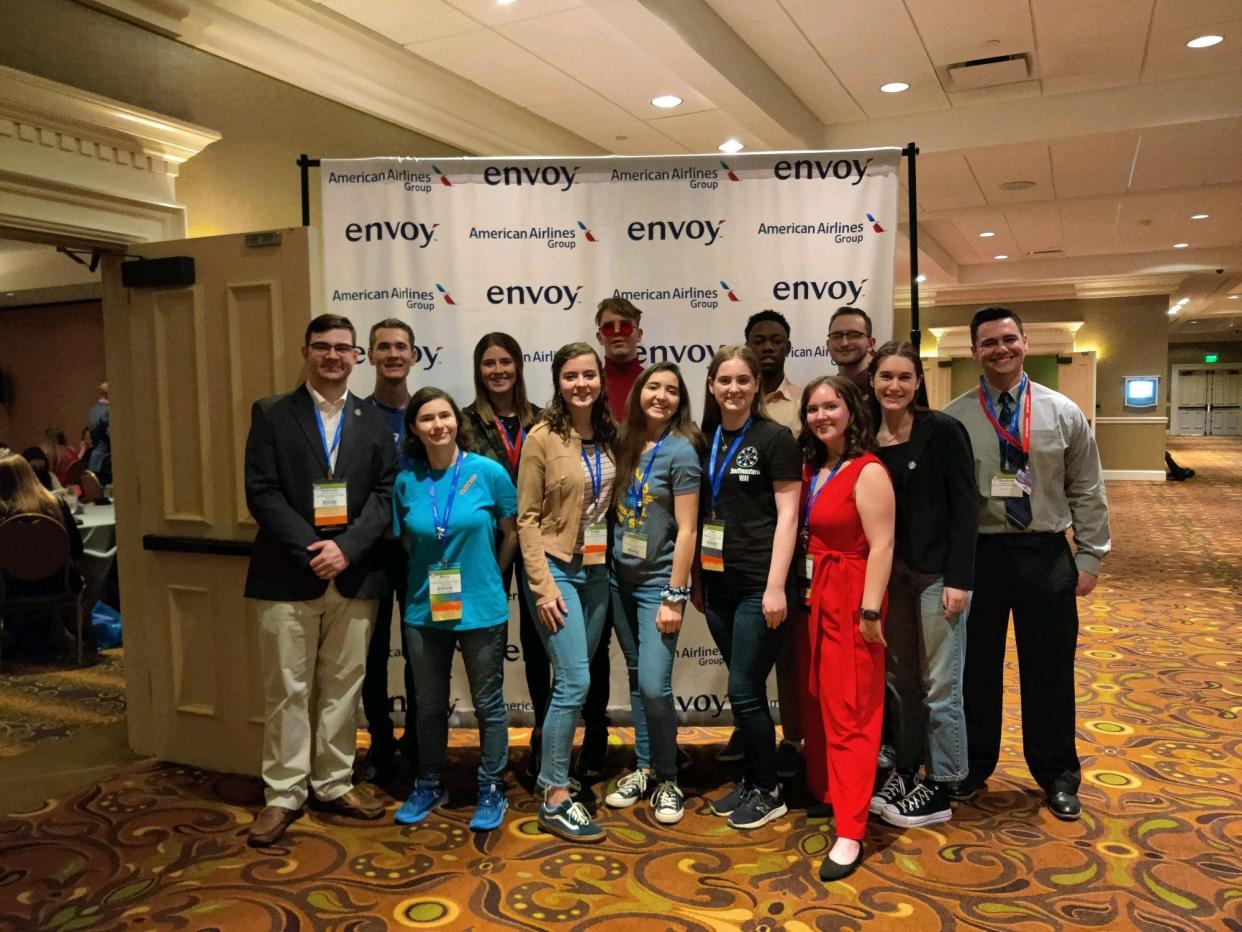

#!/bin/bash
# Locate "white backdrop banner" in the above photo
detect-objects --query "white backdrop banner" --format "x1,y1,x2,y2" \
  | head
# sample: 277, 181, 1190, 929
320, 149, 900, 727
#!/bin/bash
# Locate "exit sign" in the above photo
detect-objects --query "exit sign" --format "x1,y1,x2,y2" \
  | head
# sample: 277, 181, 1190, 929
1205, 354, 1219, 363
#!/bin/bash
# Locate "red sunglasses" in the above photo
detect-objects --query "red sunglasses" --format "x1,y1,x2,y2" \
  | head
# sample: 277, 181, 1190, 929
599, 320, 635, 337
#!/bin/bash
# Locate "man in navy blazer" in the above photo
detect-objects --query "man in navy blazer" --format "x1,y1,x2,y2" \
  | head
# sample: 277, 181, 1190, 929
244, 313, 397, 847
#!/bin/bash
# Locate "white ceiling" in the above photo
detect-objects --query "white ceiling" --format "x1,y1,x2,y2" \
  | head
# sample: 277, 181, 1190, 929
89, 0, 1242, 333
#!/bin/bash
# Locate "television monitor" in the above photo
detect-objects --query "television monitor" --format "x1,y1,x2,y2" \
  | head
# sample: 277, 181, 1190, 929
1123, 375, 1158, 409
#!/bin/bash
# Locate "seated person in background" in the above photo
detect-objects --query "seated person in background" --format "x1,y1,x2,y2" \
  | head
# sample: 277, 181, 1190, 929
0, 452, 83, 659
77, 428, 93, 461
0, 440, 11, 458
21, 447, 64, 492
43, 429, 80, 487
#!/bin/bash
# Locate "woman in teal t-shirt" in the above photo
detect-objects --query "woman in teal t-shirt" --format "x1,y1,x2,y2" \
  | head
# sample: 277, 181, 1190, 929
391, 387, 517, 833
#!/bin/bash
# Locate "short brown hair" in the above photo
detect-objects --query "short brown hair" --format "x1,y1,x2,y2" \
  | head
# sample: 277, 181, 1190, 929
305, 313, 356, 345
368, 318, 414, 350
595, 297, 642, 328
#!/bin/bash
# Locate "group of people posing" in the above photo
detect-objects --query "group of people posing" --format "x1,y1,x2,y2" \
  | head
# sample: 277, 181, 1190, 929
242, 298, 1110, 886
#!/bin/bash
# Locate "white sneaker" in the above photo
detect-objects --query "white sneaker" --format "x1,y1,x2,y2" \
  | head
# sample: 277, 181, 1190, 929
604, 770, 651, 808
651, 780, 685, 825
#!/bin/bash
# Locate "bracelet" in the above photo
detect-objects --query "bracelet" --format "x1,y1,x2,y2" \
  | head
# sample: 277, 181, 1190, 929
660, 585, 692, 603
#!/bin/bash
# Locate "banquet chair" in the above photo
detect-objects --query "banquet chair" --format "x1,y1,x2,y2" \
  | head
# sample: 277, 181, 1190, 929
78, 469, 106, 505
0, 513, 83, 668
63, 459, 87, 488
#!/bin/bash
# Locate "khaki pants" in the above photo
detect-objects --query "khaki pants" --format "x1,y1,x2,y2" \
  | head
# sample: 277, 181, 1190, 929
254, 582, 377, 809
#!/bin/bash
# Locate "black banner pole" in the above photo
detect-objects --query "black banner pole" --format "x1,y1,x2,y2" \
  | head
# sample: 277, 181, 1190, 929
297, 154, 321, 227
903, 142, 921, 351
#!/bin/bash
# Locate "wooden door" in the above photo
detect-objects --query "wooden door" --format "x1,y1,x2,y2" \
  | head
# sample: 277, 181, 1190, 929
922, 356, 952, 410
101, 228, 312, 773
1210, 369, 1241, 436
1175, 370, 1209, 435
1056, 350, 1097, 429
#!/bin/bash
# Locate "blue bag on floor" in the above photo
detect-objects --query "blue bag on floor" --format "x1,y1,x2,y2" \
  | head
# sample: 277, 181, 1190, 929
91, 601, 123, 649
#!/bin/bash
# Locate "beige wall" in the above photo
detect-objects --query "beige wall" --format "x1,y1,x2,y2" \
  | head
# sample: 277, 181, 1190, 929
0, 301, 105, 450
898, 295, 1169, 471
0, 0, 464, 238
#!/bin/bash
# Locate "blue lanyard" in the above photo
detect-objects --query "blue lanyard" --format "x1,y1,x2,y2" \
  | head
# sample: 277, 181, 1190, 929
979, 374, 1028, 467
803, 457, 847, 529
314, 401, 346, 478
628, 427, 671, 526
426, 451, 465, 562
581, 442, 602, 506
708, 417, 752, 518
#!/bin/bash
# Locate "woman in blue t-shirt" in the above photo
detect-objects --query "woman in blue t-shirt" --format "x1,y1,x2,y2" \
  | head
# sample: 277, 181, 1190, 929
603, 362, 703, 825
391, 387, 517, 833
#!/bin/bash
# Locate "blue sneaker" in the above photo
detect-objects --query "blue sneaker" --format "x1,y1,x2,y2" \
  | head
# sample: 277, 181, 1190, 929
394, 778, 447, 825
538, 797, 605, 843
470, 782, 509, 831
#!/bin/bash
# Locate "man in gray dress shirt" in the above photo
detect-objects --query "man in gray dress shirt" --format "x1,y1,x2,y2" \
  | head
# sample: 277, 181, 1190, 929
944, 306, 1110, 821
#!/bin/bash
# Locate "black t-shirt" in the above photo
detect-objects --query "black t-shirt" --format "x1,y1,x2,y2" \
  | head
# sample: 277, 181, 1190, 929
700, 417, 803, 588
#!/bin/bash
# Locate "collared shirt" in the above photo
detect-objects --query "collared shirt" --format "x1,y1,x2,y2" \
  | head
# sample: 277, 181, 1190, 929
308, 385, 348, 472
944, 376, 1111, 575
763, 376, 803, 436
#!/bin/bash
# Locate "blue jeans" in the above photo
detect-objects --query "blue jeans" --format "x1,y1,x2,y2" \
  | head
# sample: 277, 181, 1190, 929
703, 576, 786, 792
523, 554, 609, 789
885, 558, 969, 782
611, 575, 680, 781
403, 622, 509, 787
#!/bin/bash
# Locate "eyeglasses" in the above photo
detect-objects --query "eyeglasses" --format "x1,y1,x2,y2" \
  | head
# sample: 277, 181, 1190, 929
308, 342, 364, 358
599, 320, 635, 337
827, 330, 868, 343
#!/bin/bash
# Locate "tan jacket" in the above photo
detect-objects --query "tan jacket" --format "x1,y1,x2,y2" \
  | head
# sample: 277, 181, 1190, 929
516, 421, 612, 604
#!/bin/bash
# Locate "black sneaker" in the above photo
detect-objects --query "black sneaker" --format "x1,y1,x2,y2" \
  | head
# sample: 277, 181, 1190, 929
709, 780, 751, 817
576, 727, 608, 781
945, 775, 985, 801
360, 746, 396, 785
716, 730, 744, 763
524, 729, 542, 780
882, 780, 952, 828
727, 785, 788, 830
870, 769, 916, 816
877, 743, 897, 771
775, 740, 802, 779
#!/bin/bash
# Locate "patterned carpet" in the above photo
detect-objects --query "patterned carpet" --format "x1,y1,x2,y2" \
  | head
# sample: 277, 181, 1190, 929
0, 650, 125, 759
0, 437, 1239, 930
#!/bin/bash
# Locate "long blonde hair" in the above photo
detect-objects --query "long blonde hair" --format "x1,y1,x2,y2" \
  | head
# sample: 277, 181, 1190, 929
0, 453, 62, 522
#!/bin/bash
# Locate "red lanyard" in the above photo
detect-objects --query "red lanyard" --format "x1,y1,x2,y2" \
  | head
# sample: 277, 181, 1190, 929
977, 378, 1030, 456
494, 417, 524, 470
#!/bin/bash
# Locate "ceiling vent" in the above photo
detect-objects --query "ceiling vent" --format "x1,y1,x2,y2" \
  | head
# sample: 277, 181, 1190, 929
948, 53, 1032, 90
1028, 248, 1065, 257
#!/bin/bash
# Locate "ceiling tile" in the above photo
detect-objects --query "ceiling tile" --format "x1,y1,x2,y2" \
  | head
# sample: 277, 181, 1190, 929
915, 152, 988, 211
966, 143, 1055, 203
647, 109, 769, 154
318, 0, 478, 44
1050, 131, 1141, 198
921, 218, 980, 264
1128, 119, 1237, 191
1005, 206, 1065, 256
905, 0, 1033, 66
408, 30, 547, 81
443, 0, 584, 28
1143, 0, 1242, 83
1033, 0, 1152, 95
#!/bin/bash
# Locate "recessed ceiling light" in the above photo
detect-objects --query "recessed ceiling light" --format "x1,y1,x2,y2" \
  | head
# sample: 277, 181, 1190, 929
1167, 308, 1179, 315
978, 231, 995, 238
1187, 35, 1223, 49
999, 180, 1036, 191
1190, 213, 1209, 220
1173, 242, 1190, 248
880, 82, 910, 93
497, 0, 518, 5
993, 254, 1009, 260
915, 274, 927, 282
1230, 295, 1240, 300
651, 95, 682, 109
718, 138, 744, 154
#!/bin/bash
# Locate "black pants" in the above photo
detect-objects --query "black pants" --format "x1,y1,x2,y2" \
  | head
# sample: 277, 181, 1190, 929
508, 559, 551, 729
361, 540, 417, 760
965, 533, 1081, 795
581, 606, 613, 732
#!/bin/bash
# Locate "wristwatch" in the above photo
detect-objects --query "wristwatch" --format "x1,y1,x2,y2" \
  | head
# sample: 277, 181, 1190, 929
860, 607, 881, 622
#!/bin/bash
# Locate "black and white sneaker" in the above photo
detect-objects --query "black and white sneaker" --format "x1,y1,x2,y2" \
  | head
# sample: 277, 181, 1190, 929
882, 780, 952, 828
727, 785, 788, 830
870, 769, 916, 816
604, 770, 650, 808
651, 780, 685, 825
539, 798, 605, 843
709, 780, 751, 817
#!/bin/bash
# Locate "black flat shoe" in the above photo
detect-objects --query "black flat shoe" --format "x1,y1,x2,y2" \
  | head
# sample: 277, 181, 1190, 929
819, 847, 863, 882
945, 775, 986, 801
806, 802, 834, 819
1047, 791, 1081, 821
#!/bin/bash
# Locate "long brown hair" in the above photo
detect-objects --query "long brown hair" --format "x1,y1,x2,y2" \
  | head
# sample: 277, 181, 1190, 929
402, 387, 475, 465
470, 332, 536, 428
538, 342, 616, 446
700, 345, 770, 436
612, 362, 706, 506
868, 340, 930, 421
798, 376, 876, 471
0, 453, 62, 522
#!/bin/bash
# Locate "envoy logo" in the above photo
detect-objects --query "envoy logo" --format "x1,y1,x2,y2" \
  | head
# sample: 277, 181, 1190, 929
435, 283, 456, 306
627, 218, 726, 246
483, 164, 579, 192
772, 278, 868, 303
486, 283, 583, 310
772, 156, 874, 186
638, 342, 725, 365
344, 220, 439, 248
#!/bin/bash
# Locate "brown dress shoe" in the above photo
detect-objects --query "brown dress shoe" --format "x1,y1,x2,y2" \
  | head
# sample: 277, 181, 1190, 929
247, 805, 299, 847
318, 786, 385, 820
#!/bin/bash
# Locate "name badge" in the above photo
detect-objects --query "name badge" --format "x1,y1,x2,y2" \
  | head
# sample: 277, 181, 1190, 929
429, 565, 463, 622
990, 473, 1025, 498
701, 521, 725, 572
581, 522, 608, 566
621, 530, 647, 559
313, 481, 348, 528
802, 555, 814, 606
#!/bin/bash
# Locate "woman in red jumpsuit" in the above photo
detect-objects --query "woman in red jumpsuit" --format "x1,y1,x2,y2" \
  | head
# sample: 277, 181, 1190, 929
798, 375, 895, 882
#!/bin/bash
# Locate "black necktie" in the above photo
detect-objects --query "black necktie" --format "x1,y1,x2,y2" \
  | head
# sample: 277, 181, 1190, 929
998, 392, 1032, 529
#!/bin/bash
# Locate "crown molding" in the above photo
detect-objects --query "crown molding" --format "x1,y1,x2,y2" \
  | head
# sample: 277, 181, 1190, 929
88, 0, 606, 157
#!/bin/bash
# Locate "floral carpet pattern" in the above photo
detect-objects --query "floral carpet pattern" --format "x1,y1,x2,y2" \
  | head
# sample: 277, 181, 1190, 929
0, 650, 125, 758
0, 438, 1239, 930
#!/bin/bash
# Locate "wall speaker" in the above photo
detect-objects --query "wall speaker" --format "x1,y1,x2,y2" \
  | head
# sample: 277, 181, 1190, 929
121, 256, 196, 289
